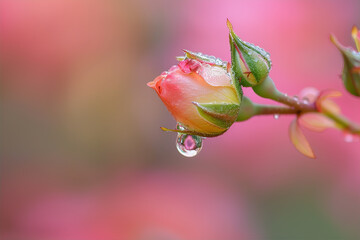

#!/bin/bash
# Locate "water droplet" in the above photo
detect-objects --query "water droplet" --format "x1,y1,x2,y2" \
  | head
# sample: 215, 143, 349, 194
273, 114, 280, 120
214, 59, 220, 65
176, 122, 185, 131
302, 97, 309, 104
176, 133, 203, 157
293, 95, 299, 102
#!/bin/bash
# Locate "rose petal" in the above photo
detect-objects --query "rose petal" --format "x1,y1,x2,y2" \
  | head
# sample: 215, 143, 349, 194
298, 113, 336, 132
197, 64, 232, 87
289, 119, 316, 159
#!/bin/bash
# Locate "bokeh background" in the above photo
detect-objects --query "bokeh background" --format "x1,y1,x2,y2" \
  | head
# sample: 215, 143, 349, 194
1, 0, 360, 239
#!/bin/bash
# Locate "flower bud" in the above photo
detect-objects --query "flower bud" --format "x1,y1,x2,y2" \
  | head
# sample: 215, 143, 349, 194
147, 51, 241, 137
331, 30, 360, 97
227, 19, 272, 87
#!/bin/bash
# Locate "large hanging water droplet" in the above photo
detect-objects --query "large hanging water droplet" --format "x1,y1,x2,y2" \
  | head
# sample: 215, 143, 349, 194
176, 133, 203, 157
273, 114, 280, 120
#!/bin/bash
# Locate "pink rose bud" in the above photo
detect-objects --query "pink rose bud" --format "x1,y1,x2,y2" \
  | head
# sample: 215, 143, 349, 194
147, 51, 241, 137
227, 19, 272, 87
331, 28, 360, 97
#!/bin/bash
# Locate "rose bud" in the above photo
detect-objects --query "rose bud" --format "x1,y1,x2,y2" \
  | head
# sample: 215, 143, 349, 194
147, 51, 241, 137
227, 19, 272, 87
331, 28, 360, 97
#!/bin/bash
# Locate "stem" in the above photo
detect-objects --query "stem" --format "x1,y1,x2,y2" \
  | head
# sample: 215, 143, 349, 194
324, 110, 360, 134
275, 92, 317, 112
251, 76, 360, 135
253, 104, 299, 115
272, 87, 360, 135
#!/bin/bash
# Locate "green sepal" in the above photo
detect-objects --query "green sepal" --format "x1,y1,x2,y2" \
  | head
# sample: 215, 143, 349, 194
192, 102, 240, 129
230, 35, 247, 87
236, 97, 257, 122
176, 50, 228, 69
331, 35, 360, 97
227, 39, 244, 99
160, 127, 226, 138
252, 76, 281, 100
228, 20, 272, 87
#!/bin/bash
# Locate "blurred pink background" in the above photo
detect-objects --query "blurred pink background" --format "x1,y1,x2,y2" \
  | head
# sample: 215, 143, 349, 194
1, 0, 360, 239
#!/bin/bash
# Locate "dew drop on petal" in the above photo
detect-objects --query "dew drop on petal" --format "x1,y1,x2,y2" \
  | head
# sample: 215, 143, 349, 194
273, 114, 280, 120
176, 122, 186, 131
176, 133, 203, 157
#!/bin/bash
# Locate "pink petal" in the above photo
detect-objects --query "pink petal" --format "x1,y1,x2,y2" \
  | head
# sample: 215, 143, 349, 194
197, 64, 232, 87
298, 113, 337, 132
299, 87, 319, 103
289, 119, 316, 159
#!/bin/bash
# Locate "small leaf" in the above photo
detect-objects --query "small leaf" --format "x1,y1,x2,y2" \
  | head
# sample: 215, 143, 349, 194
192, 102, 240, 129
315, 90, 342, 114
298, 113, 337, 132
289, 119, 316, 159
182, 50, 228, 68
193, 102, 240, 119
160, 127, 225, 138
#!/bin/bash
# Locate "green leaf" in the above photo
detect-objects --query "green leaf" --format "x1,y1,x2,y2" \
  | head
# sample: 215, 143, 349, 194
160, 127, 225, 138
193, 102, 240, 129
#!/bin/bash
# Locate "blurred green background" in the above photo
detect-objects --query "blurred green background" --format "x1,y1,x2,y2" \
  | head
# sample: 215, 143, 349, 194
1, 0, 360, 239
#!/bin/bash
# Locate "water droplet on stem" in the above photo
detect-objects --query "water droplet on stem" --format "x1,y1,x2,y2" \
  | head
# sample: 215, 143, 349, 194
302, 97, 309, 104
293, 95, 299, 103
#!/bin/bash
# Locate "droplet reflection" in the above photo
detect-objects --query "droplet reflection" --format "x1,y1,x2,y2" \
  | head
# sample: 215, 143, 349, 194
176, 133, 203, 157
